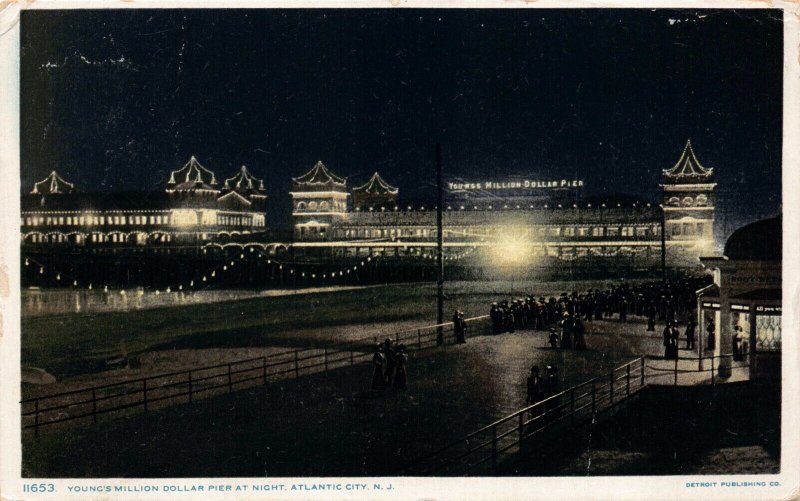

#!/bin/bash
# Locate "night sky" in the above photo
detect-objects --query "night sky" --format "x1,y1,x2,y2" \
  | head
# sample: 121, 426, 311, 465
21, 9, 783, 234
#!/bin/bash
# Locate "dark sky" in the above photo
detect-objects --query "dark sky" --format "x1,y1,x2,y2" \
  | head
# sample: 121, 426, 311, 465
21, 9, 783, 234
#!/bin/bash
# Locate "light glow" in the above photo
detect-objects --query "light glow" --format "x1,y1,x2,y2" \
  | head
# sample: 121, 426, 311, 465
489, 230, 533, 267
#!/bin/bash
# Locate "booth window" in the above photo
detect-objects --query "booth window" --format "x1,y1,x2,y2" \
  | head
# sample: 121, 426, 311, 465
756, 315, 781, 351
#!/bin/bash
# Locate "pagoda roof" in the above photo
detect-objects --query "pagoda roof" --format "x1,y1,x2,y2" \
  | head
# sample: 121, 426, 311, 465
663, 140, 713, 179
167, 156, 219, 191
223, 165, 266, 193
31, 171, 75, 195
353, 172, 399, 195
293, 161, 346, 186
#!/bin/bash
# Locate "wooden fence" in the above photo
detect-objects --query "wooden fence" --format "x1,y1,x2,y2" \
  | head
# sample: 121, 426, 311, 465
400, 357, 647, 475
401, 353, 753, 475
21, 315, 492, 436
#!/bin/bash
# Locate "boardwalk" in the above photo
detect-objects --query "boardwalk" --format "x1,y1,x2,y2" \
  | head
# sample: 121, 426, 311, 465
24, 315, 683, 477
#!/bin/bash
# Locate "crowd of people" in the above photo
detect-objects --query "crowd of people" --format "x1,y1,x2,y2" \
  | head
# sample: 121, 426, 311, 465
487, 277, 713, 353
371, 338, 408, 392
368, 277, 713, 395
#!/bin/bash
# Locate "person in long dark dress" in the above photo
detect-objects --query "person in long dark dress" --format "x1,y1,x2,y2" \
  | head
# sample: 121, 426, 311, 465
560, 314, 572, 349
371, 344, 385, 391
663, 322, 674, 358
646, 302, 657, 332
670, 322, 681, 358
392, 346, 408, 390
382, 339, 395, 386
453, 311, 467, 343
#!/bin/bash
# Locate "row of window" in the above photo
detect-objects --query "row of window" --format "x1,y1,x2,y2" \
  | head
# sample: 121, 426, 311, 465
670, 223, 706, 237
26, 233, 174, 244
24, 214, 172, 227
219, 215, 257, 226
666, 195, 709, 207
331, 225, 665, 239
23, 213, 265, 228
295, 200, 346, 211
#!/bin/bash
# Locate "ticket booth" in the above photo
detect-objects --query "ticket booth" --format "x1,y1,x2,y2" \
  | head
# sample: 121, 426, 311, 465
698, 216, 781, 380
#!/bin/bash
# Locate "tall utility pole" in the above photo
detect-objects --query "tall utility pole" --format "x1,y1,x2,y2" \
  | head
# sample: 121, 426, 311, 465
660, 204, 667, 282
436, 143, 445, 334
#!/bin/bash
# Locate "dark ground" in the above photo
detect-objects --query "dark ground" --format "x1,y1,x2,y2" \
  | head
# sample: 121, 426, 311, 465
23, 320, 658, 477
505, 381, 780, 476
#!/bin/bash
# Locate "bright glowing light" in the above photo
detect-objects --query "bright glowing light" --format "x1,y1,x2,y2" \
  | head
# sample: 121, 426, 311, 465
489, 231, 533, 266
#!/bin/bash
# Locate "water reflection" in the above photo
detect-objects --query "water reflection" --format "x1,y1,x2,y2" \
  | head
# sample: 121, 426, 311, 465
22, 287, 277, 317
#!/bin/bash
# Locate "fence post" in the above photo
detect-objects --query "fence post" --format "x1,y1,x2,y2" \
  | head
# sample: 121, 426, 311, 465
262, 357, 267, 385
92, 388, 98, 424
34, 399, 39, 437
294, 351, 300, 378
143, 379, 148, 412
324, 348, 328, 372
591, 381, 596, 416
674, 356, 679, 387
417, 329, 422, 349
350, 348, 354, 365
228, 363, 233, 393
518, 412, 524, 445
609, 370, 614, 406
189, 371, 194, 403
491, 426, 497, 473
626, 364, 631, 396
640, 358, 645, 388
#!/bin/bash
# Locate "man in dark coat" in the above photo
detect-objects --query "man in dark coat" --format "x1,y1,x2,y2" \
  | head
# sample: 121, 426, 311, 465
548, 328, 559, 349
706, 318, 716, 351
573, 317, 587, 350
685, 320, 696, 350
543, 366, 561, 420
526, 365, 543, 407
392, 346, 408, 390
490, 303, 502, 335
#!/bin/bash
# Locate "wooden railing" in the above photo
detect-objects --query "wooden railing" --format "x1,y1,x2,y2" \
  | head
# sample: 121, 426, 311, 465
401, 357, 647, 476
21, 315, 492, 436
401, 353, 753, 476
643, 353, 751, 386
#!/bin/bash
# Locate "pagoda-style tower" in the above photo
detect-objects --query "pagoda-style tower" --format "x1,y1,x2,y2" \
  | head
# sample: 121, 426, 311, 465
221, 165, 268, 212
291, 161, 348, 240
351, 172, 399, 210
661, 139, 717, 262
31, 170, 75, 194
166, 156, 220, 205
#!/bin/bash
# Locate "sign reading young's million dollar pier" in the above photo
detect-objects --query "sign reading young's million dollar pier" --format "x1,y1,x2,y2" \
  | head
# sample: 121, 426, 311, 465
448, 179, 584, 191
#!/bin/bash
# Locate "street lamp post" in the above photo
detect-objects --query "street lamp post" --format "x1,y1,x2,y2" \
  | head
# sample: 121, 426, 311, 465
660, 203, 667, 282
436, 144, 445, 344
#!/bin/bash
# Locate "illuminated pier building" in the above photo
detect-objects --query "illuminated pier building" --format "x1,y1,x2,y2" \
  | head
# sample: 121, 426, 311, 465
22, 140, 718, 282
21, 157, 267, 250
289, 140, 716, 270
